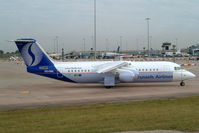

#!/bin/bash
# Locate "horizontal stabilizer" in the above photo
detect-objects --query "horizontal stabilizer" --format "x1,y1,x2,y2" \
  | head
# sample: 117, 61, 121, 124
15, 38, 36, 43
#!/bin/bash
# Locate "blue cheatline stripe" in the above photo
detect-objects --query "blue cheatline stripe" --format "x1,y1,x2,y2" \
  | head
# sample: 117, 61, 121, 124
36, 73, 76, 83
27, 65, 76, 83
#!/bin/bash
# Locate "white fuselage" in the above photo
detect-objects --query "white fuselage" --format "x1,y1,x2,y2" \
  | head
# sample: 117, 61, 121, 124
53, 61, 195, 84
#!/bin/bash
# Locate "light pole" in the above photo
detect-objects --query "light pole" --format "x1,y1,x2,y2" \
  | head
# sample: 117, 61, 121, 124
53, 38, 56, 53
176, 38, 178, 50
83, 38, 86, 54
145, 18, 150, 57
94, 0, 97, 59
55, 36, 59, 53
150, 36, 152, 50
120, 36, 123, 53
105, 38, 109, 52
136, 38, 139, 51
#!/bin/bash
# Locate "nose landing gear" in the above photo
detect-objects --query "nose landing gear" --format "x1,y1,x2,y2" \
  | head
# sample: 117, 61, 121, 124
180, 81, 185, 86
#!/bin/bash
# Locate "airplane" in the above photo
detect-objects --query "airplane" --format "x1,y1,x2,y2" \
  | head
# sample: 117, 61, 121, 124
14, 38, 196, 88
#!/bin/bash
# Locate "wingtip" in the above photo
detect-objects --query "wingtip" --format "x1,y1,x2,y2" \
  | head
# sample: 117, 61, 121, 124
6, 40, 15, 42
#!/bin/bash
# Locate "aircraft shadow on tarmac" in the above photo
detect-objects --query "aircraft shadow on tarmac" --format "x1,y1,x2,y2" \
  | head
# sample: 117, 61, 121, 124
46, 83, 179, 89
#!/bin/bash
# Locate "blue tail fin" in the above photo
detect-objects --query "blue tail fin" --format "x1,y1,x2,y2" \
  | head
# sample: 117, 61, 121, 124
15, 38, 54, 66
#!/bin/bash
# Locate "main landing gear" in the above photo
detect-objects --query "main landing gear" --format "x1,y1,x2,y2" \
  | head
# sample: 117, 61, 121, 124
105, 86, 113, 89
180, 81, 185, 86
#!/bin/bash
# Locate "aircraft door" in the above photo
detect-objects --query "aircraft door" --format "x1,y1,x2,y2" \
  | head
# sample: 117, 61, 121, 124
173, 66, 183, 81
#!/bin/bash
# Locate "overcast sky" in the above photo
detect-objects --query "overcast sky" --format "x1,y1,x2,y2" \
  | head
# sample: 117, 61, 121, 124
1, 0, 199, 52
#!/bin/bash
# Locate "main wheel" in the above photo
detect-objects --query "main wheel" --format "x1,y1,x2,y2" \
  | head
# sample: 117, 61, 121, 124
180, 81, 185, 86
105, 86, 112, 89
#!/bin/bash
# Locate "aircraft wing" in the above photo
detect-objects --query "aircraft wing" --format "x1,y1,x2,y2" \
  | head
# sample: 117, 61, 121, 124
94, 61, 128, 73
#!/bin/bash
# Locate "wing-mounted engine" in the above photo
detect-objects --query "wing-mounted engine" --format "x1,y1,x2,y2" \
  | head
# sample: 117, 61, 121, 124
117, 67, 139, 83
93, 61, 137, 87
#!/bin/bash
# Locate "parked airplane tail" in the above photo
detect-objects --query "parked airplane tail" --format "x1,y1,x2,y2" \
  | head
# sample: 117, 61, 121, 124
15, 38, 54, 67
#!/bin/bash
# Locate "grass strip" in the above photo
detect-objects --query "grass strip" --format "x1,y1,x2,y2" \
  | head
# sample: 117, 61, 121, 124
0, 96, 199, 133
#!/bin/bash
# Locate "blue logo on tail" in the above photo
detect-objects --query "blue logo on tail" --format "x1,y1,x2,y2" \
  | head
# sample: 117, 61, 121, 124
21, 43, 43, 66
15, 38, 53, 66
15, 38, 75, 83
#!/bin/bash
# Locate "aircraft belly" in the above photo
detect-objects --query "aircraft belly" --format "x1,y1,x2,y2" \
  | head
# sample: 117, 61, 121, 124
63, 73, 104, 83
135, 72, 173, 82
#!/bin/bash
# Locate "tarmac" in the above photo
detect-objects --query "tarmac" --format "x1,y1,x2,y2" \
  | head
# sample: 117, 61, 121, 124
0, 61, 199, 111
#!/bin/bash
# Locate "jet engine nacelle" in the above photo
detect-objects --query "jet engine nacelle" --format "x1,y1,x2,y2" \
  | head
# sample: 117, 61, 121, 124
118, 69, 139, 83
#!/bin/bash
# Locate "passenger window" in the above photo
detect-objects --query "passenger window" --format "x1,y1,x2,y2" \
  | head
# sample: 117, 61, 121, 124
71, 70, 73, 72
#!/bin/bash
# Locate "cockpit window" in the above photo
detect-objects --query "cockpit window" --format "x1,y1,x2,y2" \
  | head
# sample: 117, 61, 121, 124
174, 67, 184, 70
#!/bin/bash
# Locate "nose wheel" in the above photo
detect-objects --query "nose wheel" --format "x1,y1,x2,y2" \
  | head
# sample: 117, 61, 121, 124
180, 81, 185, 86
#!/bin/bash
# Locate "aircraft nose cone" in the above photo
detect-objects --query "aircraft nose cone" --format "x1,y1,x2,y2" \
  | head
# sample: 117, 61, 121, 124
181, 71, 196, 80
187, 72, 196, 79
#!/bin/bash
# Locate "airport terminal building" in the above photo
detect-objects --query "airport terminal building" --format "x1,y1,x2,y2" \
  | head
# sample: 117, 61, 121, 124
189, 43, 199, 56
